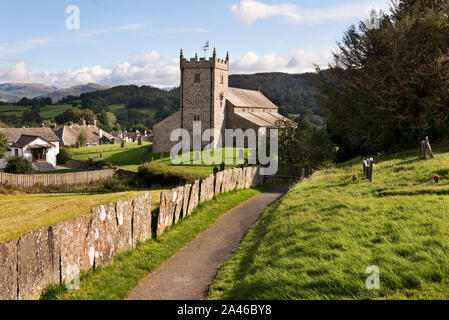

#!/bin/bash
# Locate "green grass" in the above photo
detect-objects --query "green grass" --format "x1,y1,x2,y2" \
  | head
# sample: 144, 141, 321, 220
0, 104, 73, 118
208, 146, 449, 300
0, 189, 164, 242
72, 142, 151, 168
41, 188, 261, 300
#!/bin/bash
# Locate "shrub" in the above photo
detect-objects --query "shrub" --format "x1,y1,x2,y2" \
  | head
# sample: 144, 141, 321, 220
57, 147, 73, 165
5, 156, 34, 174
137, 162, 206, 187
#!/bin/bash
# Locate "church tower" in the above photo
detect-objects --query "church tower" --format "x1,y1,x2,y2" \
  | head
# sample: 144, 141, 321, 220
180, 49, 229, 147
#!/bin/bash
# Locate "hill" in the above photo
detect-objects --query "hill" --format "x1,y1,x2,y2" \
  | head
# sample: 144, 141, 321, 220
0, 83, 108, 103
209, 146, 449, 299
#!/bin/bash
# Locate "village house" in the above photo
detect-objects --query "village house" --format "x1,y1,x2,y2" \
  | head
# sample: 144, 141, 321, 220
0, 127, 60, 171
53, 119, 121, 147
153, 49, 290, 153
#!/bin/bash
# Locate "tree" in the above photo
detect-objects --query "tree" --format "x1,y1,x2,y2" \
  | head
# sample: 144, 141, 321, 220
0, 132, 8, 159
97, 110, 116, 131
55, 107, 82, 124
317, 0, 449, 160
5, 156, 34, 174
57, 147, 73, 165
78, 129, 88, 147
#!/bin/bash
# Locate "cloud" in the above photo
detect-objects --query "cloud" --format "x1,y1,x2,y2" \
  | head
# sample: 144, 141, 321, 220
231, 0, 391, 25
0, 38, 55, 55
0, 49, 333, 88
0, 51, 179, 88
231, 50, 333, 74
231, 0, 301, 25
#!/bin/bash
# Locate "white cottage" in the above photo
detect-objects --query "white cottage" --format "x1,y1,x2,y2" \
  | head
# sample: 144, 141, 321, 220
0, 128, 60, 171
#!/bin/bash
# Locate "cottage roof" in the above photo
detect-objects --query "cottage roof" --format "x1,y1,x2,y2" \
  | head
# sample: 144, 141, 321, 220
10, 135, 56, 149
0, 128, 59, 144
53, 125, 116, 146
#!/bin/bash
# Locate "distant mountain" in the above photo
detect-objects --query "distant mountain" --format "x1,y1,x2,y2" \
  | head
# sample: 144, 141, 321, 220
0, 83, 109, 103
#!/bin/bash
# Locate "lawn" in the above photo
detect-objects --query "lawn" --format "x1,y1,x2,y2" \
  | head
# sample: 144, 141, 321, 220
71, 142, 151, 168
208, 146, 449, 300
41, 188, 261, 300
0, 104, 73, 118
0, 189, 165, 242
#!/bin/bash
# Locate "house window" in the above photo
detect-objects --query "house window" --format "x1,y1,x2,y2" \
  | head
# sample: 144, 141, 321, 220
195, 73, 201, 83
15, 149, 18, 156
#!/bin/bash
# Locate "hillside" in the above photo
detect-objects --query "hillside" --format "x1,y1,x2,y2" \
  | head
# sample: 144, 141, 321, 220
0, 83, 108, 103
209, 146, 449, 299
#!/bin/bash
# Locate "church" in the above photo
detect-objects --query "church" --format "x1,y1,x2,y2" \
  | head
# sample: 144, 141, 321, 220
153, 49, 290, 153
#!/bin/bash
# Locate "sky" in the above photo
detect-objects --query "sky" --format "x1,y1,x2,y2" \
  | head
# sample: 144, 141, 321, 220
0, 0, 392, 88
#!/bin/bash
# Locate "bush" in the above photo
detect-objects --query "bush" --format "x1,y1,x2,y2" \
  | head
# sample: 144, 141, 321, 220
57, 147, 73, 165
137, 162, 206, 187
5, 156, 34, 174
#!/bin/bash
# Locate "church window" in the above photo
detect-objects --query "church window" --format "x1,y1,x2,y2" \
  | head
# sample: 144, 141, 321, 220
195, 73, 201, 83
221, 75, 224, 84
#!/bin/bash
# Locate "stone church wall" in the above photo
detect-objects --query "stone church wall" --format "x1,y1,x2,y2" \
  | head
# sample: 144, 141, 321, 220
0, 167, 263, 300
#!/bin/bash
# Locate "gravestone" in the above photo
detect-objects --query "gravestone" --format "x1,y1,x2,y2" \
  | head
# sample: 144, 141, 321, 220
138, 137, 142, 146
17, 226, 61, 300
187, 180, 200, 216
0, 241, 18, 300
115, 199, 134, 252
59, 215, 96, 283
91, 203, 118, 266
215, 171, 224, 195
121, 141, 125, 148
132, 193, 152, 247
182, 184, 192, 218
172, 186, 185, 224
156, 191, 173, 236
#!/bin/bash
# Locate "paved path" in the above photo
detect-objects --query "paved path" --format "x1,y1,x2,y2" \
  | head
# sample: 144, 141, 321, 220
127, 186, 289, 300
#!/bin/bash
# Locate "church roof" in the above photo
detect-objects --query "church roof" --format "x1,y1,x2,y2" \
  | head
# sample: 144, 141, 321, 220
226, 88, 278, 110
233, 111, 290, 128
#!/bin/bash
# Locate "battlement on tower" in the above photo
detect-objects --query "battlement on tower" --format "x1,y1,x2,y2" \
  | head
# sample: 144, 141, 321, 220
180, 49, 229, 71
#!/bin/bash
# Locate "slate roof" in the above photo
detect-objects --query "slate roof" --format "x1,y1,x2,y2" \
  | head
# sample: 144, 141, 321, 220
53, 125, 117, 146
226, 87, 278, 110
0, 128, 60, 144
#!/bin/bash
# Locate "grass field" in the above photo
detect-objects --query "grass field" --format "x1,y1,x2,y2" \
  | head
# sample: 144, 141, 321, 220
0, 189, 165, 242
208, 146, 449, 300
41, 188, 261, 300
0, 104, 73, 119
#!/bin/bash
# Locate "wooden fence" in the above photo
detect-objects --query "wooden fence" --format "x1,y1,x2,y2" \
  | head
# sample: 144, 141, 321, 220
0, 170, 115, 187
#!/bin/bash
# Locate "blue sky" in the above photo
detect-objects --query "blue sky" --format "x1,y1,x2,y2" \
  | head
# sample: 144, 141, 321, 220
0, 0, 391, 88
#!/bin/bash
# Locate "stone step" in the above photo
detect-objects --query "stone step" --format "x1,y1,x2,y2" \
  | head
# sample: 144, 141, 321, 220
33, 162, 57, 172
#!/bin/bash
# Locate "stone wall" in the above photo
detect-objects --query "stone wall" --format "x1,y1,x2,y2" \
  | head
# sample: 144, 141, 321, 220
0, 167, 263, 300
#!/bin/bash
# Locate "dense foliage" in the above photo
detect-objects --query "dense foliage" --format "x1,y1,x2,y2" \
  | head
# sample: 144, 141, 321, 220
318, 0, 449, 160
5, 156, 34, 174
56, 147, 73, 165
0, 132, 8, 159
137, 162, 205, 187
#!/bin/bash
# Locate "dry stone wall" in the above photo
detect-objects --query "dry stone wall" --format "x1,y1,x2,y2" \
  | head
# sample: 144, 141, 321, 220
0, 167, 263, 300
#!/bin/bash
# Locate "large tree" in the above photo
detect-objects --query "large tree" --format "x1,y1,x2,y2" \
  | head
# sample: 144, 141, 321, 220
318, 0, 449, 160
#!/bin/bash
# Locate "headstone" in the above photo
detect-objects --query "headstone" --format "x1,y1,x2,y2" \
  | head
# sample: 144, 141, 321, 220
138, 137, 142, 146
115, 199, 133, 252
238, 149, 244, 161
17, 226, 61, 300
182, 184, 192, 218
91, 203, 118, 266
187, 180, 200, 215
156, 191, 173, 236
0, 241, 18, 300
220, 161, 225, 172
237, 168, 245, 189
76, 141, 80, 149
172, 186, 185, 224
244, 167, 252, 189
425, 136, 434, 158
215, 171, 224, 195
121, 141, 125, 148
60, 215, 96, 283
195, 152, 200, 162
132, 193, 152, 247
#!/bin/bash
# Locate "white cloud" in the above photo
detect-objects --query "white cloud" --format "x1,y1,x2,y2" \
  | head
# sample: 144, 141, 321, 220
231, 0, 391, 25
231, 50, 333, 74
0, 38, 55, 55
0, 49, 333, 88
231, 0, 301, 25
0, 51, 179, 88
